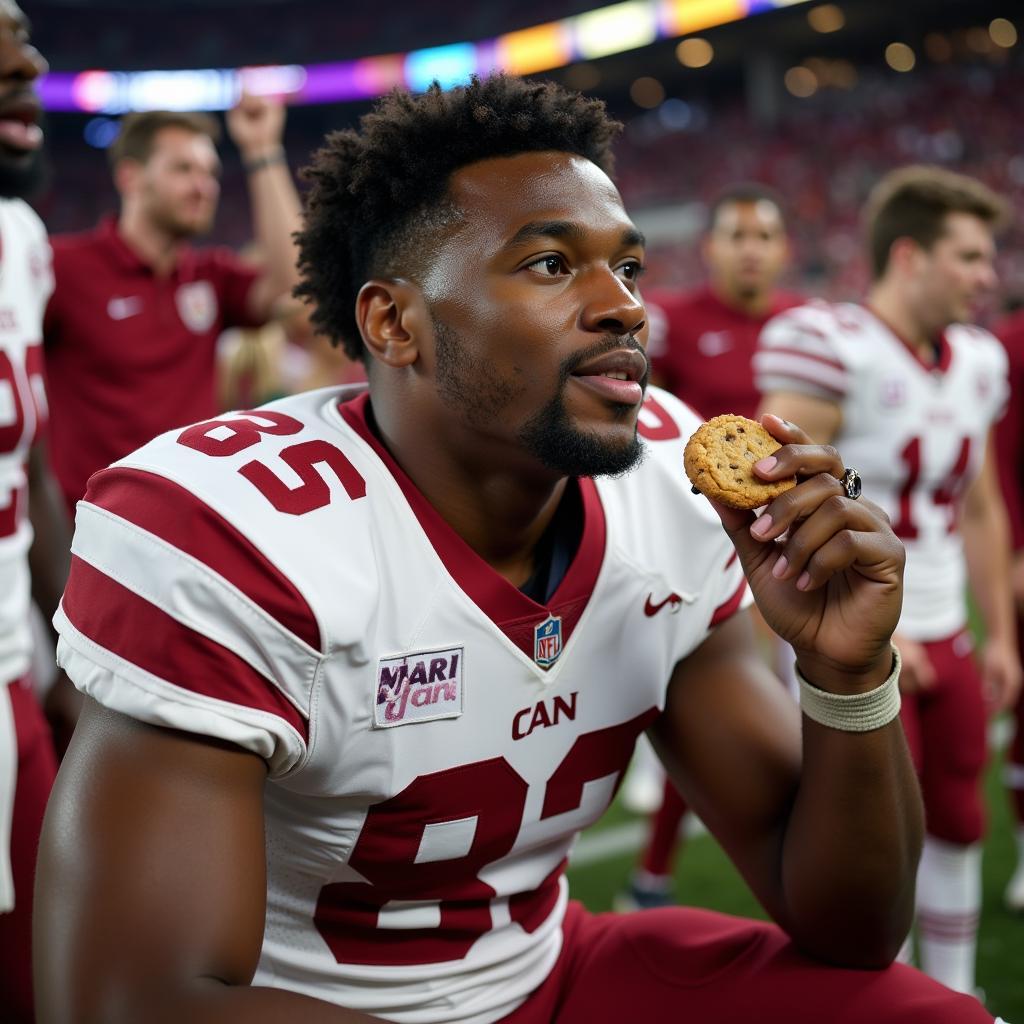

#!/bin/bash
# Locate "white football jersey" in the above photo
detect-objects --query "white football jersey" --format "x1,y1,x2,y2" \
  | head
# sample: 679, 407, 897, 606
54, 385, 749, 1024
756, 301, 1008, 641
0, 199, 52, 685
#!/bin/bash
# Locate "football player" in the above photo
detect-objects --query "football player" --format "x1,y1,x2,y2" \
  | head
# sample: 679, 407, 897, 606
0, 3, 74, 1021
36, 79, 997, 1023
758, 164, 1021, 996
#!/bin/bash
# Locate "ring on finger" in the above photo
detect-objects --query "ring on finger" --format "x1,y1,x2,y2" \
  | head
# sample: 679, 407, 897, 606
840, 467, 862, 500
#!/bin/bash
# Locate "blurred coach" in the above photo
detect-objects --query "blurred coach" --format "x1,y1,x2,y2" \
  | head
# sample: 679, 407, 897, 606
42, 96, 302, 513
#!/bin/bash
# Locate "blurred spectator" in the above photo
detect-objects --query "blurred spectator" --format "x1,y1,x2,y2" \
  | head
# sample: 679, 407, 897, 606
42, 95, 303, 513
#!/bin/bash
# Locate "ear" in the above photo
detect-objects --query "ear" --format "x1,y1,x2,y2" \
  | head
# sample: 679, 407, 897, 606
887, 236, 926, 277
356, 279, 425, 369
113, 158, 143, 199
699, 233, 714, 268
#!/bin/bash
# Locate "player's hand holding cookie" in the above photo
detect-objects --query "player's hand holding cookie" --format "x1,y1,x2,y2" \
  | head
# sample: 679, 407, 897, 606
688, 414, 905, 692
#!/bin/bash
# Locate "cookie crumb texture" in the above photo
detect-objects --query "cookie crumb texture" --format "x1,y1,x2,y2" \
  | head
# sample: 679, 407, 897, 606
684, 414, 796, 510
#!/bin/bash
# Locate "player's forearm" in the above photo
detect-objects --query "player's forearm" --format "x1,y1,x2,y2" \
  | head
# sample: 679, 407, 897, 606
779, 666, 922, 968
962, 501, 1016, 646
245, 153, 303, 303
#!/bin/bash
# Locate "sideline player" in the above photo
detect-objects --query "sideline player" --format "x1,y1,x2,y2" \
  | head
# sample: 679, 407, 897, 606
647, 182, 799, 419
622, 183, 800, 910
42, 96, 303, 514
0, 4, 73, 1020
994, 305, 1024, 911
758, 165, 1021, 996
36, 78, 996, 1023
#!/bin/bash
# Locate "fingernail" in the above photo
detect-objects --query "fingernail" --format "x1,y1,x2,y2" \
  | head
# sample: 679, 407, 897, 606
754, 456, 777, 474
751, 513, 773, 537
772, 554, 788, 578
796, 571, 811, 590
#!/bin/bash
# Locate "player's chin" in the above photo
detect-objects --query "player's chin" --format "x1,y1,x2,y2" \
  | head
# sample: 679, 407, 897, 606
177, 211, 215, 236
566, 397, 642, 442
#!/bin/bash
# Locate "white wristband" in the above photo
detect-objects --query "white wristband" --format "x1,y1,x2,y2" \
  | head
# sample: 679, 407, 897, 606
796, 646, 902, 732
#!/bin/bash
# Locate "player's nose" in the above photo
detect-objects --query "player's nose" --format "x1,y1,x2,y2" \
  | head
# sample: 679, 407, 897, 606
579, 268, 645, 337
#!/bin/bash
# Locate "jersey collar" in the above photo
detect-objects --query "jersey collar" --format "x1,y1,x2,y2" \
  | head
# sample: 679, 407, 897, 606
865, 304, 954, 375
338, 392, 607, 667
98, 216, 194, 280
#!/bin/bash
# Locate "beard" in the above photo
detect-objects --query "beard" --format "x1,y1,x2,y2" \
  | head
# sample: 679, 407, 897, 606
151, 205, 213, 241
432, 316, 647, 479
0, 145, 46, 200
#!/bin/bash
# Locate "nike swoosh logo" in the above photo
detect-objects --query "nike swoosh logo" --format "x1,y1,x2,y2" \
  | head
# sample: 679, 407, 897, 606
644, 593, 683, 617
697, 331, 733, 357
108, 297, 143, 321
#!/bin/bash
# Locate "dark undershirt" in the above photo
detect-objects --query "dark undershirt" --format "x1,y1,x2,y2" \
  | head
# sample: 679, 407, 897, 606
362, 399, 582, 605
518, 481, 583, 604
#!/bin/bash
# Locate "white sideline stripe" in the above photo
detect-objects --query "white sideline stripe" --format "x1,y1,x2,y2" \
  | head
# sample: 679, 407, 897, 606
570, 815, 708, 868
571, 723, 1014, 871
570, 821, 646, 867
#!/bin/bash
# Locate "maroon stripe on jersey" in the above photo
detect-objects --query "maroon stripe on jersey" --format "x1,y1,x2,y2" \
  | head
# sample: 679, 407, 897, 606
758, 345, 846, 374
84, 467, 321, 652
62, 554, 309, 740
756, 364, 846, 400
709, 577, 748, 628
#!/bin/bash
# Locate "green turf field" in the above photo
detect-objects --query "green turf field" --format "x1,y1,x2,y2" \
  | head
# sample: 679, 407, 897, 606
566, 737, 1023, 1021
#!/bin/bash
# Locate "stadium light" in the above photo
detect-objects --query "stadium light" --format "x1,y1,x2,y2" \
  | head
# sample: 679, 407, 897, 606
989, 18, 1018, 48
884, 42, 916, 72
807, 4, 844, 33
784, 65, 817, 97
630, 76, 666, 107
38, 0, 815, 113
676, 37, 715, 67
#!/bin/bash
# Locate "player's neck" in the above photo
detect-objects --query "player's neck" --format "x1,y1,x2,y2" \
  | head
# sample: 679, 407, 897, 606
710, 281, 771, 318
368, 398, 572, 589
867, 284, 942, 364
117, 209, 182, 277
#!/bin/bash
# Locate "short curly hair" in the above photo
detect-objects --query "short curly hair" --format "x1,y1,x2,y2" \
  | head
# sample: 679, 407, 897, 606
295, 75, 622, 361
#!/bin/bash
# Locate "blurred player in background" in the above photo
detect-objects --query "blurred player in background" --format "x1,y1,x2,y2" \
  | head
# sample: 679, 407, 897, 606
621, 184, 800, 910
646, 183, 799, 419
758, 165, 1022, 998
0, 3, 74, 1020
35, 75, 995, 1024
993, 306, 1024, 912
42, 95, 303, 514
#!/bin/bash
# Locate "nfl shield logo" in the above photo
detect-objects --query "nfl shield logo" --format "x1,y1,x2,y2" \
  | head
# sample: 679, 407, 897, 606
175, 280, 218, 333
534, 614, 563, 668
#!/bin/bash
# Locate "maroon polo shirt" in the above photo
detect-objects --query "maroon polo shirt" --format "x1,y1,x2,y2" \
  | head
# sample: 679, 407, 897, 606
994, 310, 1024, 552
646, 285, 802, 420
43, 218, 262, 511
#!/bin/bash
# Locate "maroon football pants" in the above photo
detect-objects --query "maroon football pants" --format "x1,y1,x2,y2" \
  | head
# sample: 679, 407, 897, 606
0, 678, 57, 1023
500, 902, 993, 1023
899, 631, 988, 845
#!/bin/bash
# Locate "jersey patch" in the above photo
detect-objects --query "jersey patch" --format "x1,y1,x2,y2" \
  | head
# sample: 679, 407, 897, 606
374, 645, 464, 728
175, 280, 218, 333
534, 614, 563, 668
